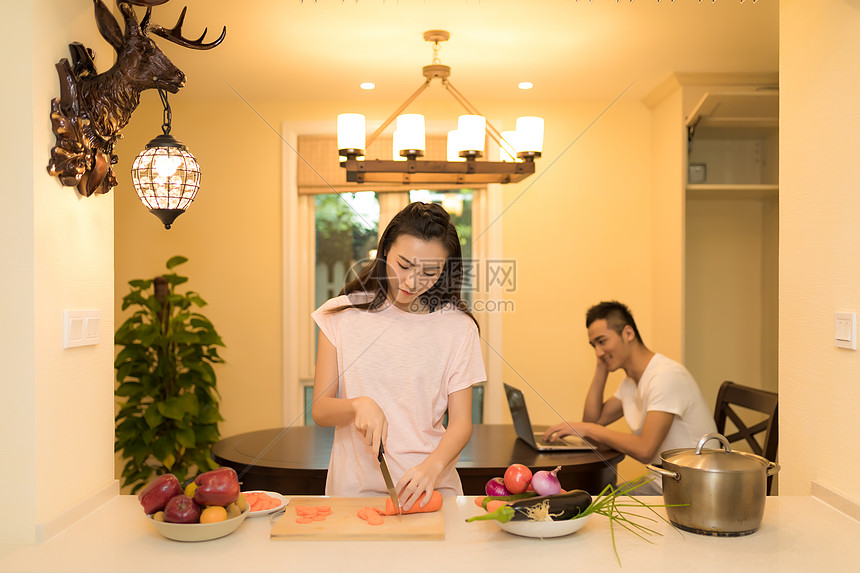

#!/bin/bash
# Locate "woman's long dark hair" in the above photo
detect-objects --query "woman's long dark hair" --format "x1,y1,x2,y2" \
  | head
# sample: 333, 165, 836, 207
332, 201, 477, 328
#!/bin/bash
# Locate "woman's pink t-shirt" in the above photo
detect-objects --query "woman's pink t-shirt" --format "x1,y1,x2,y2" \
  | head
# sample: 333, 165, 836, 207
312, 293, 486, 497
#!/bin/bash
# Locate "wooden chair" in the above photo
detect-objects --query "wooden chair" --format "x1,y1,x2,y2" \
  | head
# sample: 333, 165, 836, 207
713, 380, 779, 494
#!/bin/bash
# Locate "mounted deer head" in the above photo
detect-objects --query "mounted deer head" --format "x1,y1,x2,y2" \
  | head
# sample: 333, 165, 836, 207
48, 0, 225, 197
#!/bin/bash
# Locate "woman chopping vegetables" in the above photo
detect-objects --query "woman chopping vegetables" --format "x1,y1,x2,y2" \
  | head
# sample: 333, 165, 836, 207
311, 202, 486, 511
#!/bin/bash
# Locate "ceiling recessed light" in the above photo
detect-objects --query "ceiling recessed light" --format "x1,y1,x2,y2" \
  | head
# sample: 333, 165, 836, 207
360, 82, 376, 90
518, 82, 534, 90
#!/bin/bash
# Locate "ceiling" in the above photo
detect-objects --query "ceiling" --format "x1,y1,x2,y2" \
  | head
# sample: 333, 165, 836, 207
142, 0, 778, 106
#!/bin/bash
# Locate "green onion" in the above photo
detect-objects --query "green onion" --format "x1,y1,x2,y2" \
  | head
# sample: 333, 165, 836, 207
575, 474, 686, 566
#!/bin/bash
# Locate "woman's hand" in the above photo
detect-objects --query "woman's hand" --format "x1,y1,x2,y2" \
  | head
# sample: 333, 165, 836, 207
351, 396, 388, 454
395, 458, 444, 512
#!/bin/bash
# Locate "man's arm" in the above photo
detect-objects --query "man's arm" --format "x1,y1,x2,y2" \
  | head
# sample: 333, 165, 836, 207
571, 410, 675, 463
582, 360, 615, 423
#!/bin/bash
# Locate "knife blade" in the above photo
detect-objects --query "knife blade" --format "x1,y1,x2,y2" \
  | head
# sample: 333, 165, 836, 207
378, 442, 401, 516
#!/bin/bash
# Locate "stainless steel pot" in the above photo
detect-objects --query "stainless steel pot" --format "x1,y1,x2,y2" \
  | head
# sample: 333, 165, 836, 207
645, 432, 779, 537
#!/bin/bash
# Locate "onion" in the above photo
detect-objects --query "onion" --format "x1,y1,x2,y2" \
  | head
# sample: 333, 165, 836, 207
531, 465, 562, 496
485, 477, 511, 497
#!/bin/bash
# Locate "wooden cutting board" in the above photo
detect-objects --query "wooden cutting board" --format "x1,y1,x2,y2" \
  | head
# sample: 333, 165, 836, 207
270, 497, 445, 541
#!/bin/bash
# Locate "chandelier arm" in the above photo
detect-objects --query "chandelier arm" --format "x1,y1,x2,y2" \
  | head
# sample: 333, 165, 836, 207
366, 79, 432, 148
444, 80, 506, 150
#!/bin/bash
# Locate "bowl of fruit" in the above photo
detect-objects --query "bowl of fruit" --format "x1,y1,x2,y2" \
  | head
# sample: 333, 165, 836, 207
139, 467, 250, 542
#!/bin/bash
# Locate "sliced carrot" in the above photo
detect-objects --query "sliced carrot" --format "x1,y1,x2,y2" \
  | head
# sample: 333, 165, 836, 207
295, 505, 318, 517
316, 505, 332, 513
364, 506, 381, 515
295, 516, 313, 524
382, 490, 443, 516
366, 512, 384, 526
357, 508, 368, 520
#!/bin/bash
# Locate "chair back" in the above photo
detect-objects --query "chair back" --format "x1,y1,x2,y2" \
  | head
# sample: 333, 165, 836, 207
713, 380, 779, 494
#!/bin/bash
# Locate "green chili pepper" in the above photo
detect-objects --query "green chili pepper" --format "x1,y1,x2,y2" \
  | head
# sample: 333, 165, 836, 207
466, 505, 516, 523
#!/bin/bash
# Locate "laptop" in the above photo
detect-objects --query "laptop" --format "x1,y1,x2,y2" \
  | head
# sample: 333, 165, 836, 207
504, 383, 594, 451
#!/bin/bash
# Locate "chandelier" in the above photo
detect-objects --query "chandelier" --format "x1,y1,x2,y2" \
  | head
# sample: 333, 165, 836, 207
338, 30, 543, 186
130, 84, 201, 229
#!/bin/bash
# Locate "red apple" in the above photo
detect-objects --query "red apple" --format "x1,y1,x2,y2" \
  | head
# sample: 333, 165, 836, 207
163, 494, 201, 523
138, 473, 182, 515
193, 467, 240, 507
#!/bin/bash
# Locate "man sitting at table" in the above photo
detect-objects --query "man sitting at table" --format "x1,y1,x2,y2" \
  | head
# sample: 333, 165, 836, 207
542, 300, 716, 493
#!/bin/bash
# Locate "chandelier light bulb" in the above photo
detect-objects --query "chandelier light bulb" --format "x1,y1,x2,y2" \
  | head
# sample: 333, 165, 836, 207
396, 114, 425, 155
457, 115, 486, 155
337, 113, 366, 155
154, 154, 181, 178
516, 116, 544, 155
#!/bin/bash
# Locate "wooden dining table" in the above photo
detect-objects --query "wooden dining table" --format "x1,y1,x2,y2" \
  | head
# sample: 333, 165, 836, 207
212, 424, 624, 495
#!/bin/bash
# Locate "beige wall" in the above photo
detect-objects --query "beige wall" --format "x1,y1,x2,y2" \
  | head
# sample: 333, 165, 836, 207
686, 196, 780, 403
2, 0, 116, 544
779, 0, 860, 498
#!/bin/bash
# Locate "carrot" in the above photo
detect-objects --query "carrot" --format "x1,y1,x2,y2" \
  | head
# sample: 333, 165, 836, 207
295, 505, 318, 517
485, 500, 507, 513
316, 505, 332, 513
357, 508, 368, 520
474, 496, 488, 508
382, 490, 443, 516
295, 516, 313, 524
366, 512, 384, 526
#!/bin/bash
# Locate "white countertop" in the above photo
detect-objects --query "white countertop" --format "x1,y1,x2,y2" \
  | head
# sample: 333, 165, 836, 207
1, 495, 858, 573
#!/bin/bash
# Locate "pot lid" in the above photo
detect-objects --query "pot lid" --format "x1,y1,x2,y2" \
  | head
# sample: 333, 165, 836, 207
661, 433, 769, 473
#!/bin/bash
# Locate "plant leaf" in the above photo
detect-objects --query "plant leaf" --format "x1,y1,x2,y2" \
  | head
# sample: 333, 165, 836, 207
157, 397, 185, 421
144, 405, 164, 428
166, 256, 188, 269
176, 427, 196, 448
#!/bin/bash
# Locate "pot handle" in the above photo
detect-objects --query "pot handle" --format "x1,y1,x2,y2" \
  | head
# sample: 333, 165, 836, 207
766, 461, 780, 476
695, 432, 733, 455
645, 464, 680, 481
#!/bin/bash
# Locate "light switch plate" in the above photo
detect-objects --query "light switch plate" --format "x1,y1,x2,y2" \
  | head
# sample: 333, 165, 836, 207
834, 312, 856, 350
64, 310, 100, 348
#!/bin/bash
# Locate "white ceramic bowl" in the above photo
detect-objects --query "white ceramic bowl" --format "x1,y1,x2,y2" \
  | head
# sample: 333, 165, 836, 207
148, 505, 249, 542
244, 490, 288, 517
496, 513, 591, 538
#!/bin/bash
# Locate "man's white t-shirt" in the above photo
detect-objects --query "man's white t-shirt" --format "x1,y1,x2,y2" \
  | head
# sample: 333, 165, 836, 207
614, 353, 717, 468
312, 293, 486, 497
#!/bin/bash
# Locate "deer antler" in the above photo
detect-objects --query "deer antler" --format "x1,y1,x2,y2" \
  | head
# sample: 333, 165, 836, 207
147, 6, 226, 50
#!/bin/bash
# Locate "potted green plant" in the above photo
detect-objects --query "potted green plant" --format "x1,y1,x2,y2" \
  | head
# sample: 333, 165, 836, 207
115, 256, 226, 493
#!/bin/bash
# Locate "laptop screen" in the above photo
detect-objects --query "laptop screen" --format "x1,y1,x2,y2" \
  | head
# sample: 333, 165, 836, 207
504, 383, 538, 445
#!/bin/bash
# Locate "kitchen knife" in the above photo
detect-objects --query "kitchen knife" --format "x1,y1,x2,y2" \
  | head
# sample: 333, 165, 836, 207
378, 442, 401, 516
